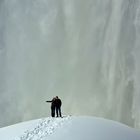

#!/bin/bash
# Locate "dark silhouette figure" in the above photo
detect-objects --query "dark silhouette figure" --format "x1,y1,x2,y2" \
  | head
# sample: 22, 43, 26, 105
46, 97, 56, 117
55, 96, 62, 117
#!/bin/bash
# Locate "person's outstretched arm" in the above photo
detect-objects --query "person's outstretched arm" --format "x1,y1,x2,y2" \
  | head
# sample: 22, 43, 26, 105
46, 100, 52, 103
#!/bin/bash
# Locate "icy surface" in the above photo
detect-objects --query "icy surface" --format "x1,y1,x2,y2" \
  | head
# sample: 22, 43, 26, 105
14, 116, 70, 140
49, 117, 140, 140
0, 116, 140, 140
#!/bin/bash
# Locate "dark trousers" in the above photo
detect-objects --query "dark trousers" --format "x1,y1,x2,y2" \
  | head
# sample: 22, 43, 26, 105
56, 107, 62, 117
51, 106, 55, 117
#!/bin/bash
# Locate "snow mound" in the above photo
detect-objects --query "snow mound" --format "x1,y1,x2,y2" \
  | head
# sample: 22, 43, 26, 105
14, 116, 70, 140
0, 116, 140, 140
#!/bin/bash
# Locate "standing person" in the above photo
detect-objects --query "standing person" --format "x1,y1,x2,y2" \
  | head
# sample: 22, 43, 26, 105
55, 96, 62, 117
46, 97, 56, 117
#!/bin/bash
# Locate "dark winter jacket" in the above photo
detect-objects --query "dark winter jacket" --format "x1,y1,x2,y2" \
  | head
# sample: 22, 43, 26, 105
55, 98, 62, 107
46, 98, 56, 107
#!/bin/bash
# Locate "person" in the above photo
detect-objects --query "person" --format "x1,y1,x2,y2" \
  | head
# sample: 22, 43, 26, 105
55, 96, 62, 117
46, 97, 56, 117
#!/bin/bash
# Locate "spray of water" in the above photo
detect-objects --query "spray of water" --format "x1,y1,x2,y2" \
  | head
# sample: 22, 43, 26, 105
0, 0, 140, 128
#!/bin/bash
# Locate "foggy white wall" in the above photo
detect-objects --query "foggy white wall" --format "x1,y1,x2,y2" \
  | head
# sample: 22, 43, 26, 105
0, 0, 140, 128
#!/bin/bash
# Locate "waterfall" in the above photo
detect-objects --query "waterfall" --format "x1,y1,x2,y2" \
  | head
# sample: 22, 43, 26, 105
0, 0, 140, 128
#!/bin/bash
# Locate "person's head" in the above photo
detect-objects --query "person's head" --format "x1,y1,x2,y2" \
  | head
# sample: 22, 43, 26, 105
56, 96, 58, 99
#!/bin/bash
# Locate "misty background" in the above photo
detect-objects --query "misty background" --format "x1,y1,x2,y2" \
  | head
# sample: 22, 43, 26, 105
0, 0, 140, 128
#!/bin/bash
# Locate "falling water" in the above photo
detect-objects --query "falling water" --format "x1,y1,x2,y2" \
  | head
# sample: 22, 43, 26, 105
0, 0, 140, 128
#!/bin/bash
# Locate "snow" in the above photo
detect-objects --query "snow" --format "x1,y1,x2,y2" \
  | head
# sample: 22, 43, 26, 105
0, 116, 140, 140
0, 119, 40, 139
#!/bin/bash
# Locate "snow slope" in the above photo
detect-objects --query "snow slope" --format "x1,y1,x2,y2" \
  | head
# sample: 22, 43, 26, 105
0, 116, 140, 140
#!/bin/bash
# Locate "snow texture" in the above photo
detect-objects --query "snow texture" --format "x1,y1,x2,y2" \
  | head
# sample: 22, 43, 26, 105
14, 116, 71, 140
0, 116, 140, 140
